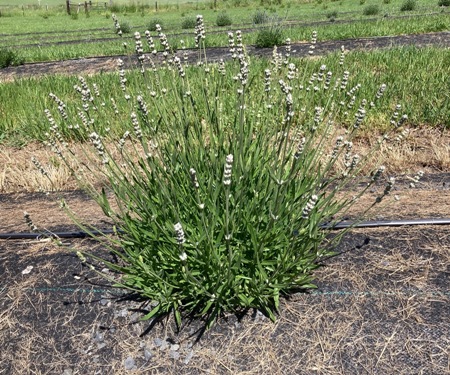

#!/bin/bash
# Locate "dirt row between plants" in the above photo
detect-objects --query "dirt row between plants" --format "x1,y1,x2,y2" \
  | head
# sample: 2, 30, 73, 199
1, 31, 449, 82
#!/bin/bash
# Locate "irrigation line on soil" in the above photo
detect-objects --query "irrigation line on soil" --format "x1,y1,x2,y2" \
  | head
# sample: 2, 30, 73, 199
27, 287, 450, 297
1, 218, 450, 240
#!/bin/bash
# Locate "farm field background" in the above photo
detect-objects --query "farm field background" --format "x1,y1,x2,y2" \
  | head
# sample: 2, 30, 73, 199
0, 0, 448, 63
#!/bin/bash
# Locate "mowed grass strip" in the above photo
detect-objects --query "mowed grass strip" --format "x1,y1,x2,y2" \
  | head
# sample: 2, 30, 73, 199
0, 46, 448, 145
0, 12, 448, 64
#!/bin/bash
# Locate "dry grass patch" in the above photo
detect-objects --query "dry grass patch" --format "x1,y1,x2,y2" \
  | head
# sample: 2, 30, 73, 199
1, 127, 449, 194
0, 226, 448, 374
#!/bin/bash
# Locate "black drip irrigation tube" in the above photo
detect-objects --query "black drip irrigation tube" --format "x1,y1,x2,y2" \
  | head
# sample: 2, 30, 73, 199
1, 218, 450, 240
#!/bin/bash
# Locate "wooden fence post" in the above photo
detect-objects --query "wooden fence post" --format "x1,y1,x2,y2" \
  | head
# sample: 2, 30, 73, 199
84, 1, 88, 13
155, 1, 158, 11
66, 0, 71, 15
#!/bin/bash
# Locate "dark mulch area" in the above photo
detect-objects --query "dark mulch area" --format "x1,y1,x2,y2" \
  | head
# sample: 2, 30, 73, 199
0, 31, 449, 82
0, 224, 449, 374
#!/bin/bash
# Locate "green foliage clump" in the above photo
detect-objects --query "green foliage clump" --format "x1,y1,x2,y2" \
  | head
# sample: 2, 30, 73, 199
255, 25, 284, 47
216, 12, 232, 27
252, 9, 269, 24
42, 27, 407, 330
363, 4, 380, 15
326, 10, 338, 19
400, 0, 417, 11
147, 18, 163, 31
438, 0, 450, 6
0, 48, 24, 68
181, 16, 196, 29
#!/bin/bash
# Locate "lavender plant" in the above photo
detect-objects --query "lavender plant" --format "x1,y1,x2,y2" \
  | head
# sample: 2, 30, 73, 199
42, 24, 408, 329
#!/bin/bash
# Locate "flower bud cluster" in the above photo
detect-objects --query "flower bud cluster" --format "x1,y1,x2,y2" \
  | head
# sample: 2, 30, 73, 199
294, 137, 306, 160
110, 98, 119, 115
223, 154, 234, 186
324, 71, 332, 90
339, 45, 345, 65
376, 177, 396, 203
189, 168, 199, 189
235, 30, 243, 55
349, 154, 360, 171
394, 127, 410, 143
235, 53, 249, 87
131, 112, 143, 139
118, 131, 130, 150
340, 71, 350, 90
173, 56, 185, 78
76, 76, 94, 112
32, 156, 48, 177
134, 32, 145, 73
409, 170, 424, 188
137, 95, 149, 119
313, 106, 323, 130
144, 30, 157, 54
174, 222, 186, 245
308, 31, 317, 55
89, 132, 108, 164
24, 211, 38, 232
264, 69, 271, 93
330, 136, 344, 160
302, 195, 318, 219
287, 63, 297, 81
343, 141, 353, 167
195, 15, 205, 48
117, 59, 127, 92
271, 46, 282, 72
375, 83, 387, 100
112, 14, 122, 36
284, 38, 291, 62
49, 93, 68, 120
218, 59, 226, 76
354, 99, 367, 129
156, 24, 170, 60
228, 32, 236, 59
371, 165, 385, 183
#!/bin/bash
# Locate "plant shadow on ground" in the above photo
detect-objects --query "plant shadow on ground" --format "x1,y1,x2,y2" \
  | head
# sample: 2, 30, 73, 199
1, 222, 448, 374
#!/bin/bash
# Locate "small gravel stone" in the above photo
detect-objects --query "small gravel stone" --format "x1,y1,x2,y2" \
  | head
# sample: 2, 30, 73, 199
169, 350, 180, 360
130, 312, 140, 322
170, 344, 180, 351
100, 299, 109, 306
115, 309, 128, 318
183, 350, 194, 365
160, 340, 169, 351
144, 347, 153, 361
124, 357, 137, 371
93, 332, 104, 342
62, 369, 73, 375
97, 342, 106, 350
153, 338, 163, 347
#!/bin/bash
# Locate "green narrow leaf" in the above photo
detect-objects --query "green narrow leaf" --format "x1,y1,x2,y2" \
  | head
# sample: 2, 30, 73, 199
141, 304, 160, 321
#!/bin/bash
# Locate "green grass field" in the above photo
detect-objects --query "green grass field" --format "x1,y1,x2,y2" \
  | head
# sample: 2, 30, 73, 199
1, 46, 448, 145
0, 0, 448, 64
0, 0, 449, 145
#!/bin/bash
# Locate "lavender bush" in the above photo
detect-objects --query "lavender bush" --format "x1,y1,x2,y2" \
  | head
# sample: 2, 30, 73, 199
41, 19, 409, 329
